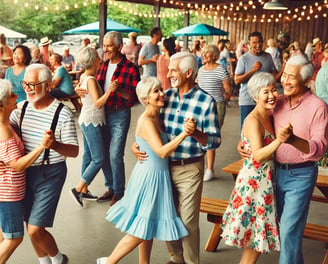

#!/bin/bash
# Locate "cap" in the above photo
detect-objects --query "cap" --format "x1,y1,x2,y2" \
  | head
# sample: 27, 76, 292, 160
40, 36, 52, 46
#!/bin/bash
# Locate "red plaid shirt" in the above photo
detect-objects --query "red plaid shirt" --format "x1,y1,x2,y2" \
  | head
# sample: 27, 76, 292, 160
96, 55, 140, 109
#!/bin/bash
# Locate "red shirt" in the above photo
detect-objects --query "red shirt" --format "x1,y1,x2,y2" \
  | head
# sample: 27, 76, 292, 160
96, 55, 140, 109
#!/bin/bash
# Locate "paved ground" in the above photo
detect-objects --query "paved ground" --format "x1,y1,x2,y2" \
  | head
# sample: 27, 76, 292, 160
9, 100, 328, 264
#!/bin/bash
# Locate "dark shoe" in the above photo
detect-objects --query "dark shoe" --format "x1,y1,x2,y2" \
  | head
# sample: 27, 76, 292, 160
97, 189, 113, 202
166, 262, 184, 264
109, 193, 123, 206
70, 188, 83, 207
62, 254, 69, 264
81, 190, 97, 201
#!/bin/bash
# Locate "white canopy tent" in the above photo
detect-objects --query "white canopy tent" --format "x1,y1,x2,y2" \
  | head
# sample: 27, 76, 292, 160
0, 25, 26, 39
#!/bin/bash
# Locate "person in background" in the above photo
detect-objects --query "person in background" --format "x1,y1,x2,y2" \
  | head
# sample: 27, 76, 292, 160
95, 31, 140, 206
5, 45, 32, 103
157, 37, 176, 91
0, 34, 13, 78
70, 47, 112, 207
217, 39, 230, 70
236, 39, 248, 60
265, 38, 281, 71
62, 46, 75, 72
321, 44, 328, 67
30, 45, 41, 64
39, 36, 52, 69
197, 44, 231, 182
49, 53, 74, 99
222, 72, 291, 264
0, 79, 52, 264
138, 27, 162, 78
121, 32, 141, 67
10, 63, 79, 264
97, 77, 193, 264
234, 31, 279, 129
190, 39, 202, 68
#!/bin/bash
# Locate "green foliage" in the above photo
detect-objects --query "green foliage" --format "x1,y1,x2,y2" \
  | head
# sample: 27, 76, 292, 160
0, 0, 211, 41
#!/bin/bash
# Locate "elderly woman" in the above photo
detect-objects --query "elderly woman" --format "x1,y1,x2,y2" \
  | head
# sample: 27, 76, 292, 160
97, 77, 196, 264
197, 44, 231, 181
70, 47, 113, 206
5, 45, 32, 103
0, 79, 51, 264
221, 72, 292, 264
49, 53, 74, 99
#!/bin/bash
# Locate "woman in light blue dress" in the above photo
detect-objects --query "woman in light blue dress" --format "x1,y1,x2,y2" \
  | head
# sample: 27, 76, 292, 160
98, 77, 195, 264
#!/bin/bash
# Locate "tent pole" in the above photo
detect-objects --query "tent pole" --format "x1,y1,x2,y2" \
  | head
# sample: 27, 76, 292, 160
99, 0, 107, 47
154, 2, 160, 28
183, 10, 190, 50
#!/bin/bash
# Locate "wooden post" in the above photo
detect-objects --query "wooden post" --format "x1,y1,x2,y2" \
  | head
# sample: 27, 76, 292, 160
99, 0, 107, 47
183, 10, 190, 50
154, 3, 160, 28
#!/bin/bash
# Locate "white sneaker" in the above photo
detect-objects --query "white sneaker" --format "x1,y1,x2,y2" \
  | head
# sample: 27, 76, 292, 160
203, 169, 214, 182
96, 257, 108, 264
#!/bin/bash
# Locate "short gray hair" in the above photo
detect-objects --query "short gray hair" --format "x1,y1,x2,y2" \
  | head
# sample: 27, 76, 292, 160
104, 31, 123, 48
170, 51, 198, 81
248, 72, 276, 99
286, 54, 314, 81
136, 77, 161, 105
0, 79, 12, 107
204, 44, 219, 61
77, 47, 98, 69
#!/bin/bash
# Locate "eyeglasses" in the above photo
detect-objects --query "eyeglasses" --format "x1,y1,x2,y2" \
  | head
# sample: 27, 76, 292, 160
21, 80, 48, 90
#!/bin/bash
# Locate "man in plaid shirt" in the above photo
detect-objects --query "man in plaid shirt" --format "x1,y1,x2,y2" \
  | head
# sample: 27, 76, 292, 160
96, 31, 140, 206
134, 52, 221, 264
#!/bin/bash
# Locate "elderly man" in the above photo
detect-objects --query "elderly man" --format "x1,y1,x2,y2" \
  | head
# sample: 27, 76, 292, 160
134, 52, 221, 264
235, 31, 281, 128
138, 27, 162, 78
274, 55, 328, 264
95, 31, 140, 206
10, 64, 79, 264
62, 46, 75, 72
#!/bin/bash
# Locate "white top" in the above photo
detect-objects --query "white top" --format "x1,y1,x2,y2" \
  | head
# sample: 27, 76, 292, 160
78, 75, 106, 127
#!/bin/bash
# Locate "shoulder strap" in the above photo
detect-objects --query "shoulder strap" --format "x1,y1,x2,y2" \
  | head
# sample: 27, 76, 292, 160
19, 101, 29, 138
42, 103, 64, 165
136, 117, 154, 137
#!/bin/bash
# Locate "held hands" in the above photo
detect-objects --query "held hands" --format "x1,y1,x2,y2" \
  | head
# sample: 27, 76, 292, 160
183, 118, 196, 136
109, 79, 119, 93
277, 122, 293, 143
41, 130, 54, 149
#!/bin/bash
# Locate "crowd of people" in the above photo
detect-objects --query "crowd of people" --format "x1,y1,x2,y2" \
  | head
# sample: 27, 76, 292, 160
0, 26, 327, 264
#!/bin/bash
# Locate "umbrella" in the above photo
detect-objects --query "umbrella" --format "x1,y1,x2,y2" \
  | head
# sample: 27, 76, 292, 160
0, 25, 26, 38
173, 23, 228, 37
62, 19, 140, 35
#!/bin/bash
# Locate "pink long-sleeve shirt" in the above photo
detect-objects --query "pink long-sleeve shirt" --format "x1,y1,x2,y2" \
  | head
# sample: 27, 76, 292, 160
273, 91, 328, 164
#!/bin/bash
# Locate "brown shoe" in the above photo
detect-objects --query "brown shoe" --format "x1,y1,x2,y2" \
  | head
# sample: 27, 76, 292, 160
109, 193, 123, 206
97, 189, 113, 202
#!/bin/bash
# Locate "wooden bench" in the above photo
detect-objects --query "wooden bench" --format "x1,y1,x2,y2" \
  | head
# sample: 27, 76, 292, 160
200, 197, 328, 263
200, 197, 229, 252
59, 94, 82, 112
304, 223, 328, 264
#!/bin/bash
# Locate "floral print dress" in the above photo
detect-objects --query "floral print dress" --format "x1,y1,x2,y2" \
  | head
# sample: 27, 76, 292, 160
221, 130, 280, 253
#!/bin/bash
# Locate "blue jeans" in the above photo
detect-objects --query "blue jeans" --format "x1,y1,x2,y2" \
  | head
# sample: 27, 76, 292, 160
275, 164, 318, 264
80, 124, 109, 185
103, 107, 131, 195
0, 201, 24, 239
239, 105, 255, 129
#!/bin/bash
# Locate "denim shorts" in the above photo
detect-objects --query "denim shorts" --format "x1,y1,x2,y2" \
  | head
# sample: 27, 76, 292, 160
24, 162, 67, 227
0, 200, 24, 239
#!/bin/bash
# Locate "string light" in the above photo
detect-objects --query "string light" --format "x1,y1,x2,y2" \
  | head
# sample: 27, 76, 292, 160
10, 0, 328, 23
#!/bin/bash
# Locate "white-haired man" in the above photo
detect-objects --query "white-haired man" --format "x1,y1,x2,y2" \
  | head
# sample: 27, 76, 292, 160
10, 63, 79, 264
134, 52, 221, 264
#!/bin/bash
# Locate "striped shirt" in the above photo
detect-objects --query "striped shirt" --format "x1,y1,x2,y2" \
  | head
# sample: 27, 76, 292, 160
197, 65, 230, 102
0, 132, 25, 201
10, 99, 78, 166
160, 86, 221, 160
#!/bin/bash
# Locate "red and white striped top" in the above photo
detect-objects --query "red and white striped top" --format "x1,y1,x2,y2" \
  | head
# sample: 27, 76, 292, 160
0, 131, 25, 201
